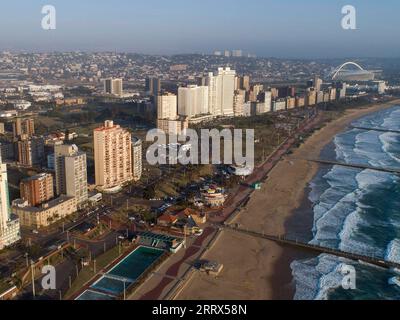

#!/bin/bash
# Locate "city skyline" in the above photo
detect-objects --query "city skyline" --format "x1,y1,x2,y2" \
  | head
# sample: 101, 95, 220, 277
0, 0, 399, 58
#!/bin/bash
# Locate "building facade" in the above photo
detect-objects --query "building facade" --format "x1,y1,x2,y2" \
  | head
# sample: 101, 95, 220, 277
132, 137, 142, 182
13, 196, 77, 229
0, 155, 20, 250
94, 121, 133, 191
13, 118, 35, 138
178, 85, 209, 118
157, 92, 178, 120
20, 173, 54, 207
103, 78, 123, 96
206, 67, 236, 117
17, 137, 45, 167
54, 144, 88, 207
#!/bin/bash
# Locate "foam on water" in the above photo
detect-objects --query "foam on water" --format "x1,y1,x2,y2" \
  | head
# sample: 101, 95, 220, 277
291, 105, 400, 300
385, 239, 400, 264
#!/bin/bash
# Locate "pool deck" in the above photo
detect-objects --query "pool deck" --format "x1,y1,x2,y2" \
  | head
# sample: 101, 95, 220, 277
129, 226, 218, 300
71, 245, 165, 300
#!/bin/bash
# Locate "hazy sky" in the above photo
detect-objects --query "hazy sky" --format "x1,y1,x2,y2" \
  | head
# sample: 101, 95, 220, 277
0, 0, 399, 58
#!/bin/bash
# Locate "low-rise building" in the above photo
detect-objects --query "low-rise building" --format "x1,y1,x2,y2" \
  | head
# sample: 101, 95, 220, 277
12, 196, 77, 229
201, 186, 226, 207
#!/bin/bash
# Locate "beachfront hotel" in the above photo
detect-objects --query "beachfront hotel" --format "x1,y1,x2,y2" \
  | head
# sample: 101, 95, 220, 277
94, 120, 133, 192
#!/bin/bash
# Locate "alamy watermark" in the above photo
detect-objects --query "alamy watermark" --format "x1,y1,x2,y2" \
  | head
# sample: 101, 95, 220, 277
41, 265, 56, 290
145, 129, 255, 171
340, 264, 356, 290
341, 5, 357, 30
41, 5, 56, 30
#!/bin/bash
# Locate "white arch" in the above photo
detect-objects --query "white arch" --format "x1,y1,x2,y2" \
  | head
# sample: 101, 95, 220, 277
331, 62, 365, 80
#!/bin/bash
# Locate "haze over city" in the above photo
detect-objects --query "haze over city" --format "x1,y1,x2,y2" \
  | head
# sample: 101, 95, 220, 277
0, 0, 400, 58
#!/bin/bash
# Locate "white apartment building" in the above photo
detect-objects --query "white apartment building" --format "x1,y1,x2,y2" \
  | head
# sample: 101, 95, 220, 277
132, 137, 142, 182
157, 93, 178, 120
178, 85, 209, 118
206, 67, 236, 117
0, 155, 21, 250
54, 144, 88, 207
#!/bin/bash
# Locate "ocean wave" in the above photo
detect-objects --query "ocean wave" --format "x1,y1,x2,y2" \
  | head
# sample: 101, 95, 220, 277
385, 239, 400, 264
292, 105, 400, 300
379, 132, 400, 164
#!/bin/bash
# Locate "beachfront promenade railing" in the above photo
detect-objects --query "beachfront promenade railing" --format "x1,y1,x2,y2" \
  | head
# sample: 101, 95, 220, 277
220, 224, 400, 270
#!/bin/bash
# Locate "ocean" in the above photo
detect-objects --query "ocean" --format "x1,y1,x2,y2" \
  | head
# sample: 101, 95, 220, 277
290, 105, 400, 300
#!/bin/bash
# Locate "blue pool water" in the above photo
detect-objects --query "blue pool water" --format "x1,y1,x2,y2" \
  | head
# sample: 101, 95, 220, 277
77, 246, 164, 300
76, 290, 115, 301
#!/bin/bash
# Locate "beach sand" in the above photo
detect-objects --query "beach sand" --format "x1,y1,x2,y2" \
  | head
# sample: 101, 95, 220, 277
176, 100, 400, 300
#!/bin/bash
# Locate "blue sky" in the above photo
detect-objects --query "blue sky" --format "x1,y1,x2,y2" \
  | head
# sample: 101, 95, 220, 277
0, 0, 399, 58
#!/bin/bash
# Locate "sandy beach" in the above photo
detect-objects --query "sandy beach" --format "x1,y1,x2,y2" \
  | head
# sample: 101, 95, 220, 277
176, 99, 400, 300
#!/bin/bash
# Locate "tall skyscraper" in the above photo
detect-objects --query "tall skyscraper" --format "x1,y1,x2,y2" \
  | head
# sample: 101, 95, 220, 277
157, 93, 178, 120
206, 67, 236, 117
0, 154, 20, 250
178, 85, 209, 118
55, 144, 88, 206
94, 121, 133, 190
131, 137, 142, 182
145, 77, 161, 96
20, 173, 54, 207
13, 118, 35, 138
104, 78, 123, 96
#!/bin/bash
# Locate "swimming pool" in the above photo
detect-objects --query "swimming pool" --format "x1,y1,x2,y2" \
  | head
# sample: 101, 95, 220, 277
76, 290, 115, 300
76, 246, 164, 300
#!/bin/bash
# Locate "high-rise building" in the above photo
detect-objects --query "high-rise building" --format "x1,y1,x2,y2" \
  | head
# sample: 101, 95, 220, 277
94, 121, 133, 191
295, 96, 306, 108
131, 137, 142, 182
0, 154, 20, 250
178, 85, 209, 118
249, 84, 264, 102
17, 137, 45, 167
232, 50, 243, 57
104, 78, 123, 96
233, 90, 246, 117
13, 118, 35, 138
314, 76, 323, 92
54, 144, 88, 207
305, 88, 317, 106
157, 92, 178, 120
206, 67, 236, 117
235, 76, 250, 91
278, 86, 296, 98
145, 77, 161, 96
20, 173, 54, 207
